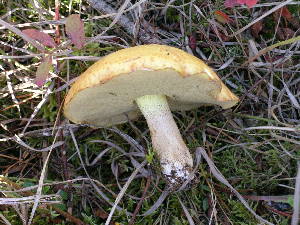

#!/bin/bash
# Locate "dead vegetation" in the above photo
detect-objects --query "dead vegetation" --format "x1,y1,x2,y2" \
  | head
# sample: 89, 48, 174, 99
0, 0, 299, 224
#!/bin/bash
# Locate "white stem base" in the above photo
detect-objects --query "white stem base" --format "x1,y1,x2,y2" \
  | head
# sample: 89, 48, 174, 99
136, 95, 194, 186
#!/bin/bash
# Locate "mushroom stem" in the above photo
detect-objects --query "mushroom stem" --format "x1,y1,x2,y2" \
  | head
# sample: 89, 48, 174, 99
135, 95, 194, 186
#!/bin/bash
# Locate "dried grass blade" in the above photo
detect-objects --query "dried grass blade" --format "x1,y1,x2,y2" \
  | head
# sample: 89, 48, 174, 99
283, 81, 300, 109
89, 0, 131, 43
141, 189, 170, 216
230, 0, 293, 37
13, 135, 64, 152
178, 197, 195, 225
105, 160, 147, 225
196, 147, 273, 225
0, 195, 59, 204
21, 82, 54, 134
243, 35, 300, 66
4, 69, 21, 116
0, 212, 12, 225
291, 162, 300, 225
27, 131, 60, 225
69, 128, 133, 216
244, 126, 299, 132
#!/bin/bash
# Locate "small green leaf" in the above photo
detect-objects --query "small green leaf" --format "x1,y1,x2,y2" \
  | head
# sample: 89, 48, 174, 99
23, 181, 35, 187
287, 195, 294, 207
146, 148, 155, 164
59, 190, 69, 200
202, 198, 209, 211
54, 203, 67, 211
42, 186, 50, 194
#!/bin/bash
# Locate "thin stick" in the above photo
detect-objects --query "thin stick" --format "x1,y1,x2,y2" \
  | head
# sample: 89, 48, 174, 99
128, 176, 151, 225
291, 162, 300, 225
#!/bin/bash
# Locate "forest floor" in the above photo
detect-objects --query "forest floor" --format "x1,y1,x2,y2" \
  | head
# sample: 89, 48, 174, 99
0, 0, 299, 224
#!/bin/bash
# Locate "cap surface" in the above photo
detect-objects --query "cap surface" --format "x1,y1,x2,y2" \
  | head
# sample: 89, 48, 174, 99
64, 44, 239, 126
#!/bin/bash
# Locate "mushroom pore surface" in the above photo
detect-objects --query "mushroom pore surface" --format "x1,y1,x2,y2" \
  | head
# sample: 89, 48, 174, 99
64, 44, 239, 127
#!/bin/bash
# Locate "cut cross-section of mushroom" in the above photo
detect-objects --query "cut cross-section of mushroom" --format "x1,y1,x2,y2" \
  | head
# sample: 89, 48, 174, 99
64, 44, 239, 189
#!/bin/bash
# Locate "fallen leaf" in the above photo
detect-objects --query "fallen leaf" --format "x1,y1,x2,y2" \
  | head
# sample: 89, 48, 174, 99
188, 34, 197, 51
264, 55, 283, 63
273, 6, 300, 29
225, 0, 259, 8
277, 27, 295, 40
215, 10, 233, 24
282, 28, 295, 39
251, 21, 263, 38
95, 209, 108, 219
280, 7, 293, 21
274, 6, 293, 23
224, 0, 237, 8
35, 56, 52, 87
218, 31, 231, 42
289, 18, 300, 30
65, 14, 85, 49
23, 29, 56, 48
211, 25, 231, 42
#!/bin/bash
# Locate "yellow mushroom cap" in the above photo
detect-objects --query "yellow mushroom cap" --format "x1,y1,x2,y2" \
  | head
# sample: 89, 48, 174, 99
64, 44, 239, 126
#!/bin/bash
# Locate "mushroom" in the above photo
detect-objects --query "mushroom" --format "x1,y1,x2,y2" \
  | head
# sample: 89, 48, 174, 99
64, 44, 239, 188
